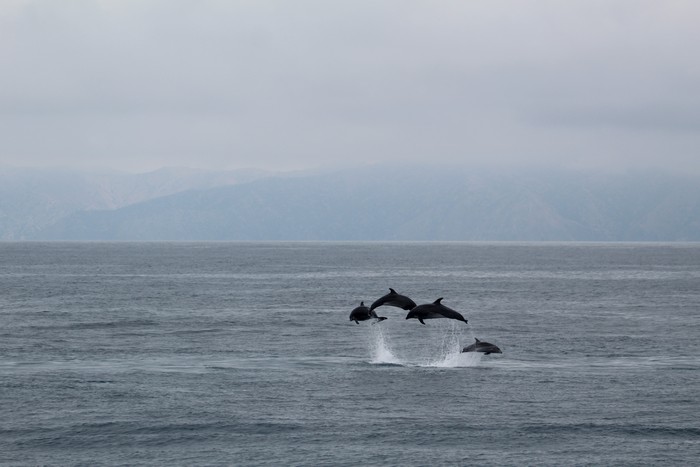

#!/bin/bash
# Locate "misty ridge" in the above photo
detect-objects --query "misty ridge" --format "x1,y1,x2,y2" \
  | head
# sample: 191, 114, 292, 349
2, 165, 699, 241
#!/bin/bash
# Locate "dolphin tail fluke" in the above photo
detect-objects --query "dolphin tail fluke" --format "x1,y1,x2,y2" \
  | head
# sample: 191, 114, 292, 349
372, 317, 388, 325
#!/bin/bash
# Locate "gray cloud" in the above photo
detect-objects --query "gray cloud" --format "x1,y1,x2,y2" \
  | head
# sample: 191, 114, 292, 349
1, 0, 699, 173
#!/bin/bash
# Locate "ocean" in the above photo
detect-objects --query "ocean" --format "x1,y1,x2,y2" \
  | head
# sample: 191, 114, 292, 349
1, 242, 699, 466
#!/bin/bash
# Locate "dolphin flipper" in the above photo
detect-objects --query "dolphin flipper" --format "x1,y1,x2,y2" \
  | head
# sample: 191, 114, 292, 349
371, 317, 388, 325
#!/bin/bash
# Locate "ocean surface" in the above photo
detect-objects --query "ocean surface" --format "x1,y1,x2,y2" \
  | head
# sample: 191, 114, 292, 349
1, 242, 699, 466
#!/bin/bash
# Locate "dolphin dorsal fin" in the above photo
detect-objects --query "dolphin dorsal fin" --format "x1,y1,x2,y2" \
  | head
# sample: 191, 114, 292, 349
433, 298, 443, 304
360, 301, 364, 306
475, 338, 480, 342
389, 288, 397, 294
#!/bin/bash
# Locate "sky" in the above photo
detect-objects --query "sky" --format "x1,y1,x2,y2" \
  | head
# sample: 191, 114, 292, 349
1, 0, 699, 174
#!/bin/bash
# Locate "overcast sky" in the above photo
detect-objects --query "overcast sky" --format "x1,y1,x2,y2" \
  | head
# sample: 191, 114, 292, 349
1, 0, 699, 173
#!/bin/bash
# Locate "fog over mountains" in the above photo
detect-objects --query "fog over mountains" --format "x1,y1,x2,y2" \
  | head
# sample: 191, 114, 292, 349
0, 167, 271, 240
3, 165, 699, 241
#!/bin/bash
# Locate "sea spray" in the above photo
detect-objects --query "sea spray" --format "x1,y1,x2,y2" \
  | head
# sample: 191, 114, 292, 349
366, 317, 482, 367
419, 320, 478, 367
368, 322, 401, 364
431, 348, 483, 367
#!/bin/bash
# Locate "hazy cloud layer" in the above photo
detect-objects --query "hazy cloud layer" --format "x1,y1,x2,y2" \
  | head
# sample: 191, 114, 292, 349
1, 0, 699, 172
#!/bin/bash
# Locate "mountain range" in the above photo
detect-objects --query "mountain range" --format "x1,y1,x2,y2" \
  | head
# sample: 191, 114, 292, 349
3, 165, 699, 241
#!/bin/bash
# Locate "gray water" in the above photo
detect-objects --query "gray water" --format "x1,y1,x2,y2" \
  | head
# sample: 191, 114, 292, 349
1, 242, 699, 466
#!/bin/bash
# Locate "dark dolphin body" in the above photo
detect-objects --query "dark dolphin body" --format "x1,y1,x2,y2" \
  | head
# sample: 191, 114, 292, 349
349, 301, 387, 324
370, 288, 417, 311
462, 338, 502, 355
405, 298, 468, 325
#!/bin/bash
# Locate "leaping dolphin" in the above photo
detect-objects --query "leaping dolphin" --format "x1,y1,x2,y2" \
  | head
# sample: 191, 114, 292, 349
462, 338, 502, 355
349, 301, 387, 324
405, 298, 468, 325
369, 288, 417, 311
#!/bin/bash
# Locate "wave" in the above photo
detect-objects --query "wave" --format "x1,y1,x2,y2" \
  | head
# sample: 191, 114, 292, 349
167, 328, 222, 336
28, 319, 159, 331
518, 422, 700, 438
490, 355, 700, 371
9, 420, 304, 449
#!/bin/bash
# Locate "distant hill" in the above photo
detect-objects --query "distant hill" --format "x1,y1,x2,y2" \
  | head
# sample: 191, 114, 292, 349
26, 166, 700, 241
0, 167, 272, 239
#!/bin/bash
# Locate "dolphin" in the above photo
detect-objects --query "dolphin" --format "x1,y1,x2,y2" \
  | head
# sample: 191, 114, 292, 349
369, 288, 417, 311
349, 301, 387, 324
462, 338, 502, 355
405, 298, 468, 325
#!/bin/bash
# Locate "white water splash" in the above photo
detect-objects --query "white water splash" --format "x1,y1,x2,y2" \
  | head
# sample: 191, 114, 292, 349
419, 322, 481, 367
368, 323, 401, 364
367, 320, 483, 367
426, 349, 483, 367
